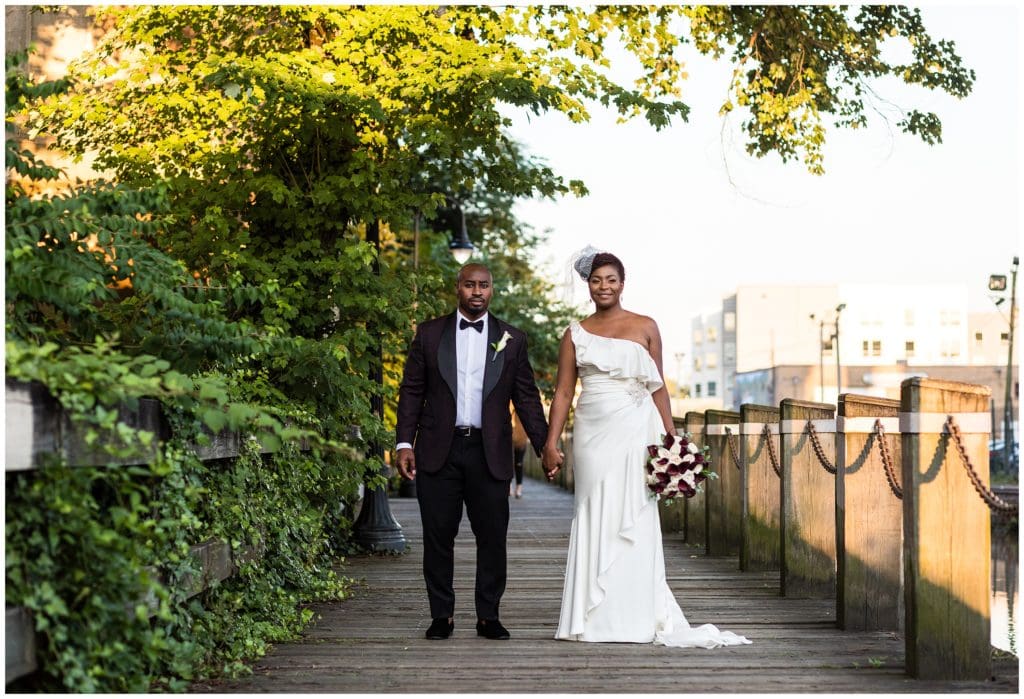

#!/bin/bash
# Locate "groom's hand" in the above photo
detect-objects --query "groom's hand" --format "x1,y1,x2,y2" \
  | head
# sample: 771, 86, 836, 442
396, 448, 416, 480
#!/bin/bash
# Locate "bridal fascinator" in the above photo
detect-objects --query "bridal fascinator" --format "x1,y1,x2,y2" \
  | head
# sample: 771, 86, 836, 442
570, 245, 603, 281
561, 244, 604, 305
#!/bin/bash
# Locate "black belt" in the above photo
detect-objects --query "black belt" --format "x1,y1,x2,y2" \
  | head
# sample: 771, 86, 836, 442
454, 425, 482, 438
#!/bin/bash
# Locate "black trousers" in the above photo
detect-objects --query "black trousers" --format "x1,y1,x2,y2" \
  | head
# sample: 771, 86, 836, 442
417, 431, 511, 620
513, 446, 526, 486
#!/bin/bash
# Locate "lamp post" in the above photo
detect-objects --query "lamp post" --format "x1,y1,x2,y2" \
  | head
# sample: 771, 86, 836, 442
810, 313, 825, 401
834, 303, 846, 399
353, 219, 407, 553
989, 257, 1018, 470
449, 205, 474, 264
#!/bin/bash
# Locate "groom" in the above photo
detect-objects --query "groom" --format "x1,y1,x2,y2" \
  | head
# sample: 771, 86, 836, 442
395, 263, 549, 640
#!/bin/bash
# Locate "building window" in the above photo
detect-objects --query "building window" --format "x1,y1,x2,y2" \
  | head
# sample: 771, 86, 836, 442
706, 353, 718, 369
695, 383, 702, 398
693, 329, 703, 345
694, 357, 702, 371
724, 312, 736, 332
706, 326, 718, 342
905, 340, 915, 357
724, 342, 736, 364
1002, 332, 1010, 344
863, 340, 881, 357
708, 381, 717, 397
975, 331, 984, 344
823, 338, 834, 356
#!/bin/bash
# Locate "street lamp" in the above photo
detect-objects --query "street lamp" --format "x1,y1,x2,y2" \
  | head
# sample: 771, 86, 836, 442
990, 257, 1018, 471
810, 313, 825, 401
352, 219, 407, 553
834, 303, 846, 398
448, 206, 474, 264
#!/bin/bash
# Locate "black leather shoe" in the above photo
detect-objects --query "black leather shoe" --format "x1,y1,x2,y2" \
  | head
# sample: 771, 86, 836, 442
476, 618, 510, 640
425, 618, 454, 640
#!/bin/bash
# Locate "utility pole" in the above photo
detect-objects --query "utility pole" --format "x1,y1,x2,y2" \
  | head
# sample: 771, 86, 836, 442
834, 303, 846, 399
1005, 257, 1018, 470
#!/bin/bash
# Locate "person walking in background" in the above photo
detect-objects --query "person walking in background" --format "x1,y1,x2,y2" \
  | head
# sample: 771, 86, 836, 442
511, 408, 528, 499
394, 263, 550, 641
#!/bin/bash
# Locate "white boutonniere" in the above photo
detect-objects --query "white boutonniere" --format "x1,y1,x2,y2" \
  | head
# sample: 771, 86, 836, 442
491, 330, 513, 361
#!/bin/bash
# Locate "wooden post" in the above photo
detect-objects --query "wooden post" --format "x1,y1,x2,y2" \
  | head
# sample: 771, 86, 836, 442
836, 395, 903, 631
704, 410, 741, 556
683, 411, 707, 549
740, 404, 781, 571
658, 416, 687, 534
780, 399, 837, 598
901, 378, 991, 680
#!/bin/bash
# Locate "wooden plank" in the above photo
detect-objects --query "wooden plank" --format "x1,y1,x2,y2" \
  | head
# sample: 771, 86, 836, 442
188, 478, 1017, 694
780, 399, 837, 599
740, 404, 781, 572
4, 606, 37, 681
682, 411, 707, 548
5, 379, 62, 471
901, 378, 992, 680
705, 409, 741, 557
837, 394, 903, 632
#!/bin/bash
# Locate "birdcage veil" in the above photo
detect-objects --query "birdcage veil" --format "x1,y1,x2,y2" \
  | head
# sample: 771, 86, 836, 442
561, 244, 604, 305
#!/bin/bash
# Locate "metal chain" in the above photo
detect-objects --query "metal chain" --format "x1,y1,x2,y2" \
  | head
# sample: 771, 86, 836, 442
946, 416, 1018, 515
873, 419, 902, 500
724, 427, 742, 471
762, 423, 781, 478
805, 420, 837, 474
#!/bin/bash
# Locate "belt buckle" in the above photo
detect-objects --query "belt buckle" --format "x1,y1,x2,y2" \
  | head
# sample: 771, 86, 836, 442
456, 425, 473, 437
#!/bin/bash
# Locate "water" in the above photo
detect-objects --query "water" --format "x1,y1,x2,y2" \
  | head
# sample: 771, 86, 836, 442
992, 517, 1018, 654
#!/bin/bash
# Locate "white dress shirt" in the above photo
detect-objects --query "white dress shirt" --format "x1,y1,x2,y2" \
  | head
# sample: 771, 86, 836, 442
396, 312, 489, 451
454, 311, 488, 429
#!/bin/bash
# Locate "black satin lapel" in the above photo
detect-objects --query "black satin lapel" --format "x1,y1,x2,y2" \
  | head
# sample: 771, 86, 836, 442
438, 314, 457, 401
482, 316, 505, 400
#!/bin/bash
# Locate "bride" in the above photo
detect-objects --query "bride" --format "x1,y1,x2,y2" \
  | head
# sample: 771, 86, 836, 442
542, 249, 751, 649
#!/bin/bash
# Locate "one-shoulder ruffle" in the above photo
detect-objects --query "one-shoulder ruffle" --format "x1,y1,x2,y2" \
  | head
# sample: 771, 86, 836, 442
569, 321, 663, 393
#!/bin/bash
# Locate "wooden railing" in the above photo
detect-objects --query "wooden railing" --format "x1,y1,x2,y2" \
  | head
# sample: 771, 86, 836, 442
526, 377, 1015, 681
4, 379, 265, 684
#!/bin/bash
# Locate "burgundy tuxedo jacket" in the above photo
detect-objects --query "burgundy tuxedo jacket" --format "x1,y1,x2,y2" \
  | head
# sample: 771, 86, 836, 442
396, 312, 548, 480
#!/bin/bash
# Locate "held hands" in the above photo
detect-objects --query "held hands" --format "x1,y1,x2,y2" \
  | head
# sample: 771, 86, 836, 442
396, 448, 416, 480
542, 443, 564, 481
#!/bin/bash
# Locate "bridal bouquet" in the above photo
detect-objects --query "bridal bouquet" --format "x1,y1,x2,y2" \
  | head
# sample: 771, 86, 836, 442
645, 433, 715, 502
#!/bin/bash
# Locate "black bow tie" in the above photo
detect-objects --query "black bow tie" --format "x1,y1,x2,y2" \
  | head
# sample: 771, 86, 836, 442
459, 318, 484, 333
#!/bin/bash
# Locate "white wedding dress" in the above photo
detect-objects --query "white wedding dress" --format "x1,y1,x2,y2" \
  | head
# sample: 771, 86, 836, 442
555, 322, 751, 648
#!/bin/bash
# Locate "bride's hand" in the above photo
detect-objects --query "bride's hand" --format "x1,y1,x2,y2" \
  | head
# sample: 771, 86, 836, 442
542, 444, 564, 480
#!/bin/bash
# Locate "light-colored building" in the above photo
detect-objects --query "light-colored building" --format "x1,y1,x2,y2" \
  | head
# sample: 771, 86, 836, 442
689, 283, 1017, 440
690, 308, 724, 403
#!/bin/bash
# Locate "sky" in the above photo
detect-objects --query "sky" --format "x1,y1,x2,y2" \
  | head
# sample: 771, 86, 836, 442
504, 4, 1021, 364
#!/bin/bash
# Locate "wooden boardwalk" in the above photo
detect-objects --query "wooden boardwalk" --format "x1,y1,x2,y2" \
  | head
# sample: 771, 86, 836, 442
194, 478, 1018, 693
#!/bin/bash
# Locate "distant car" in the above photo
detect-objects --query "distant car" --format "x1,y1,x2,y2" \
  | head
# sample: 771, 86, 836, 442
988, 439, 1019, 468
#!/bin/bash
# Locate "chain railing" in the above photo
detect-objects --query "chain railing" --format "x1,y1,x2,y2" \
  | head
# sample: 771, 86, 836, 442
945, 415, 1018, 516
805, 420, 837, 474
873, 419, 903, 499
724, 426, 742, 471
762, 423, 781, 478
